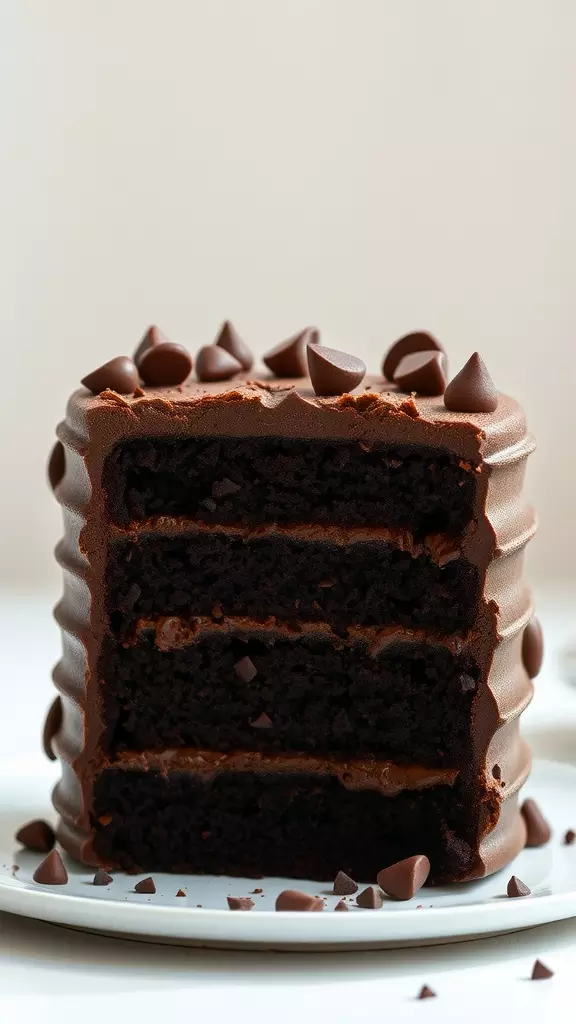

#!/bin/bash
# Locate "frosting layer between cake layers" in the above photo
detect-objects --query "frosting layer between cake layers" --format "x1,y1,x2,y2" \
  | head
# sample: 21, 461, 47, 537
50, 376, 535, 881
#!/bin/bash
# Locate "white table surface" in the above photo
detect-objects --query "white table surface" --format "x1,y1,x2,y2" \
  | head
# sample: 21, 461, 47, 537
1, 584, 576, 1023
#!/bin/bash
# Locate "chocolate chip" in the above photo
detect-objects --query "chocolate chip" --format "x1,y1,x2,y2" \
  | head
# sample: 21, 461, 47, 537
196, 345, 243, 382
275, 889, 324, 911
234, 656, 257, 682
522, 617, 544, 679
138, 342, 193, 386
47, 441, 65, 492
531, 960, 554, 980
134, 877, 156, 894
133, 324, 168, 365
564, 829, 575, 845
507, 875, 531, 898
377, 854, 431, 900
307, 343, 366, 396
176, 888, 186, 896
444, 352, 498, 413
215, 321, 253, 371
333, 870, 358, 896
251, 888, 264, 894
521, 798, 552, 847
382, 331, 444, 382
334, 900, 349, 911
250, 711, 272, 729
492, 764, 502, 781
356, 886, 383, 909
33, 849, 68, 885
394, 351, 446, 396
93, 869, 113, 886
212, 477, 241, 498
417, 985, 436, 1000
16, 820, 55, 853
263, 327, 319, 377
227, 896, 255, 911
42, 696, 62, 761
81, 356, 139, 395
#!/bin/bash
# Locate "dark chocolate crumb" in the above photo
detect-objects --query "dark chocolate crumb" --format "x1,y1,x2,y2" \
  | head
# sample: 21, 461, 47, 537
176, 889, 186, 896
531, 959, 554, 980
134, 877, 156, 894
356, 886, 383, 910
227, 896, 255, 911
418, 985, 436, 1000
564, 829, 575, 845
507, 875, 531, 898
250, 711, 273, 729
333, 870, 358, 896
234, 656, 257, 682
93, 869, 113, 886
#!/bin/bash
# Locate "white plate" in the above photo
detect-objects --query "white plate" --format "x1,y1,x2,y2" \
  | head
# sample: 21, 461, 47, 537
1, 758, 576, 950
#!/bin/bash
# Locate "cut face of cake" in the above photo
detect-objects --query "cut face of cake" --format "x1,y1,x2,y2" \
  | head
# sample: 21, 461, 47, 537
48, 341, 536, 883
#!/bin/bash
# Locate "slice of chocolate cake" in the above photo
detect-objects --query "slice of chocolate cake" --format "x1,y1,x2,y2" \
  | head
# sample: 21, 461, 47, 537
46, 329, 537, 883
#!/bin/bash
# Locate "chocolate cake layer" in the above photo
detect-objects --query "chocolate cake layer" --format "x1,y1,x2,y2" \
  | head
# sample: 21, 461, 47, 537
106, 532, 480, 637
104, 437, 478, 535
100, 630, 479, 762
91, 768, 490, 882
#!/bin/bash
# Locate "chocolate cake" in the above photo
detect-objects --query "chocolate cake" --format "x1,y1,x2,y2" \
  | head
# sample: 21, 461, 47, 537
46, 326, 538, 883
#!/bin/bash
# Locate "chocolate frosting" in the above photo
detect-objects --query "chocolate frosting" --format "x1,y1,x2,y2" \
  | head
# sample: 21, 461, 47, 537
50, 373, 535, 878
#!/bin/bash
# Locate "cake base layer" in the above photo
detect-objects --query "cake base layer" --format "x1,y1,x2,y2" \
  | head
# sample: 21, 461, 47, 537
100, 632, 478, 763
107, 533, 479, 636
104, 436, 477, 534
91, 768, 486, 882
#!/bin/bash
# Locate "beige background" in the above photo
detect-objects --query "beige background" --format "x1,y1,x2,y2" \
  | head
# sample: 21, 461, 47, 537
1, 0, 575, 586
